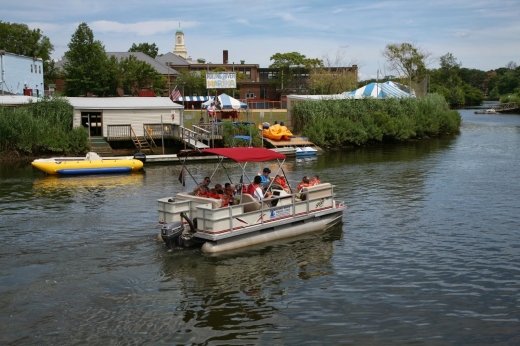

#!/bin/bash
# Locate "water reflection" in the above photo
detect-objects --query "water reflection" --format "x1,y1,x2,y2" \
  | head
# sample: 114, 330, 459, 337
156, 226, 342, 343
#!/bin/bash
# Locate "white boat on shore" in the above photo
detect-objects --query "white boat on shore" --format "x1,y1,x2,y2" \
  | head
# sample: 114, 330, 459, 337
157, 148, 346, 254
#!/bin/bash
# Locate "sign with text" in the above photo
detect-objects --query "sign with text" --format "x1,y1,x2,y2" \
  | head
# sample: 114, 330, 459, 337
206, 72, 236, 89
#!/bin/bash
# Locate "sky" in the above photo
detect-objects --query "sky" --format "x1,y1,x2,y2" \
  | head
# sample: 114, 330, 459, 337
3, 0, 520, 80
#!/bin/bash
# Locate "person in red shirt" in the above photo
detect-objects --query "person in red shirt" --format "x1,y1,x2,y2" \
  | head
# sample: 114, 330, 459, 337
297, 176, 311, 191
311, 175, 321, 186
197, 186, 211, 198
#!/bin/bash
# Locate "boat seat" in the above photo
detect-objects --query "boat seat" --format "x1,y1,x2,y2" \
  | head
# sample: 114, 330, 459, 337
300, 183, 333, 201
239, 193, 263, 213
176, 193, 222, 209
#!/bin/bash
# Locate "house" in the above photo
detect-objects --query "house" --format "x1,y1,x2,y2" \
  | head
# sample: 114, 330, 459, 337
0, 51, 44, 96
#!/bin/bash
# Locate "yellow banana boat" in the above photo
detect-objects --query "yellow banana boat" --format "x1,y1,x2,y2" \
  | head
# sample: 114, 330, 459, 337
31, 152, 145, 175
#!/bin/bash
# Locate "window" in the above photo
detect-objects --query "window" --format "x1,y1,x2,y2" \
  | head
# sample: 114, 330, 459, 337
246, 93, 255, 98
260, 87, 267, 99
245, 68, 251, 79
31, 65, 33, 73
39, 66, 41, 74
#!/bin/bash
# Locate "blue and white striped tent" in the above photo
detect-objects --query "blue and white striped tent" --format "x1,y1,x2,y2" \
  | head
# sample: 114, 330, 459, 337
342, 81, 413, 99
201, 93, 248, 109
174, 96, 211, 102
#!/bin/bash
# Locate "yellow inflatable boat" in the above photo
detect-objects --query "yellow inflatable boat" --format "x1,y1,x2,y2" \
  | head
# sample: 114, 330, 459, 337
31, 152, 145, 175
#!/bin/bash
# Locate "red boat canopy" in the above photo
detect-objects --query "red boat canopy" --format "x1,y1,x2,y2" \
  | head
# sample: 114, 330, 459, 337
177, 148, 286, 162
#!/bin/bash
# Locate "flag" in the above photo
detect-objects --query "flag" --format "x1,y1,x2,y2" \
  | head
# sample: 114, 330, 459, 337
171, 85, 182, 100
178, 167, 185, 186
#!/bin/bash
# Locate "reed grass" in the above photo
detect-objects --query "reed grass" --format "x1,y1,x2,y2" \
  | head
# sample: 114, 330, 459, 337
291, 94, 461, 147
0, 97, 89, 156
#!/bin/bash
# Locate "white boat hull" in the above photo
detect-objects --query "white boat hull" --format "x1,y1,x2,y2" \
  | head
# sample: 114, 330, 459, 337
200, 210, 343, 253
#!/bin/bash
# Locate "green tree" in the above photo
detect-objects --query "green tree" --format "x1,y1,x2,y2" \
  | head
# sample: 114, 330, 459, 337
119, 55, 166, 95
63, 23, 111, 96
381, 42, 431, 87
0, 21, 53, 60
269, 52, 323, 94
308, 50, 358, 94
128, 42, 159, 59
0, 21, 55, 87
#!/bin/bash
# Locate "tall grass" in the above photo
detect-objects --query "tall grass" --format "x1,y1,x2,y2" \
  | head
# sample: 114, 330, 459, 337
291, 94, 461, 147
0, 97, 89, 156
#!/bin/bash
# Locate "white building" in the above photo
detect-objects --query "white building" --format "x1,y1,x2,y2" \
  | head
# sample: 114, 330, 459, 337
0, 51, 44, 96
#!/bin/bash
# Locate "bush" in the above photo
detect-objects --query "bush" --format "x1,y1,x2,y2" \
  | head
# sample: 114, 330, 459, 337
0, 97, 89, 156
291, 93, 460, 147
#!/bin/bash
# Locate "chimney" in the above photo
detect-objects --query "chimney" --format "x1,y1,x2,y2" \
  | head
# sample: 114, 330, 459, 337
223, 50, 228, 64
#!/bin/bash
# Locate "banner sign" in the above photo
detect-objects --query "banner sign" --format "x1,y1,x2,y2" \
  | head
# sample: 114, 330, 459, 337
206, 72, 236, 89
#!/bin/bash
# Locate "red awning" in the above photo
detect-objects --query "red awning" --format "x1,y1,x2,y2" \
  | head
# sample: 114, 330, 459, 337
177, 148, 286, 162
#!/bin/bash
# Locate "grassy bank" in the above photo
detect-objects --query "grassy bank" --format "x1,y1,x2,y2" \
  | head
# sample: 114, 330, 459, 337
291, 93, 461, 147
0, 97, 89, 159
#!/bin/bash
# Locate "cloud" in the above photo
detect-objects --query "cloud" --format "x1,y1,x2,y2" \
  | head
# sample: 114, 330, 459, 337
452, 32, 469, 37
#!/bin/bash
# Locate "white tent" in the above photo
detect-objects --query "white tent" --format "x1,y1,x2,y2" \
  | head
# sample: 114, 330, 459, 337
342, 81, 414, 99
201, 93, 247, 109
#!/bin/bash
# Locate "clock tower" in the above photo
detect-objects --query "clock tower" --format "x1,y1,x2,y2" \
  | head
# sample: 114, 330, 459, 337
173, 23, 187, 58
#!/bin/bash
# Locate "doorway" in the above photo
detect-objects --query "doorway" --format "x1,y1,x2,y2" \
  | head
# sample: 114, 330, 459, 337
81, 112, 102, 136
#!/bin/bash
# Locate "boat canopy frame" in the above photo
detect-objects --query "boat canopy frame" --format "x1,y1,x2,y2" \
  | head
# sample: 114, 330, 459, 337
177, 148, 288, 192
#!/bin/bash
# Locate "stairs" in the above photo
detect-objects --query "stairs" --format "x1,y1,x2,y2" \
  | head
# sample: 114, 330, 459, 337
90, 137, 114, 156
132, 136, 154, 154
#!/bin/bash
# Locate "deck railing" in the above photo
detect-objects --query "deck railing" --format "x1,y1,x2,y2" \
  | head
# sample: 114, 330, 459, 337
107, 124, 176, 141
107, 124, 132, 140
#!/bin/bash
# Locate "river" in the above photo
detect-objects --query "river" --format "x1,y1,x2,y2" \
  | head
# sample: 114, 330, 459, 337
1, 110, 519, 345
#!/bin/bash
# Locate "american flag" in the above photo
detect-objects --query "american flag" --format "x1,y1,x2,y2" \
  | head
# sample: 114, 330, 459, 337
171, 85, 182, 100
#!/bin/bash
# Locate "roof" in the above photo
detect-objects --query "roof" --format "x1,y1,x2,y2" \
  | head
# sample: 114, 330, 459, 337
54, 52, 177, 75
66, 97, 184, 110
178, 148, 286, 162
0, 96, 41, 105
107, 52, 175, 74
155, 52, 190, 67
1, 96, 183, 109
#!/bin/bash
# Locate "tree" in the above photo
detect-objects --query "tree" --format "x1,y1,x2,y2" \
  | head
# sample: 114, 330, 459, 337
0, 21, 54, 87
308, 50, 358, 94
381, 42, 431, 87
269, 52, 323, 94
0, 21, 53, 61
63, 23, 111, 96
128, 42, 159, 59
119, 55, 166, 95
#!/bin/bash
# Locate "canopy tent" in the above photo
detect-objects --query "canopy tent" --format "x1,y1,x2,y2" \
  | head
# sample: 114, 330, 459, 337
174, 96, 211, 102
342, 81, 413, 99
201, 93, 248, 109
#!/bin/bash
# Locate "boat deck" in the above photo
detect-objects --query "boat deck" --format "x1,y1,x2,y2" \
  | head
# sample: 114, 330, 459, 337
263, 137, 322, 151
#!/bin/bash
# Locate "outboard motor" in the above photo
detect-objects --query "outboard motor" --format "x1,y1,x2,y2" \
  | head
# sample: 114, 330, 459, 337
161, 221, 184, 249
134, 152, 146, 164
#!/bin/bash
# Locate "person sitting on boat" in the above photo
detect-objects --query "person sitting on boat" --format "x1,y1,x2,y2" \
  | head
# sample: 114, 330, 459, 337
196, 185, 211, 198
274, 174, 291, 193
224, 182, 235, 197
193, 176, 211, 194
252, 175, 272, 201
310, 175, 321, 186
220, 190, 233, 207
297, 176, 311, 191
259, 167, 272, 187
